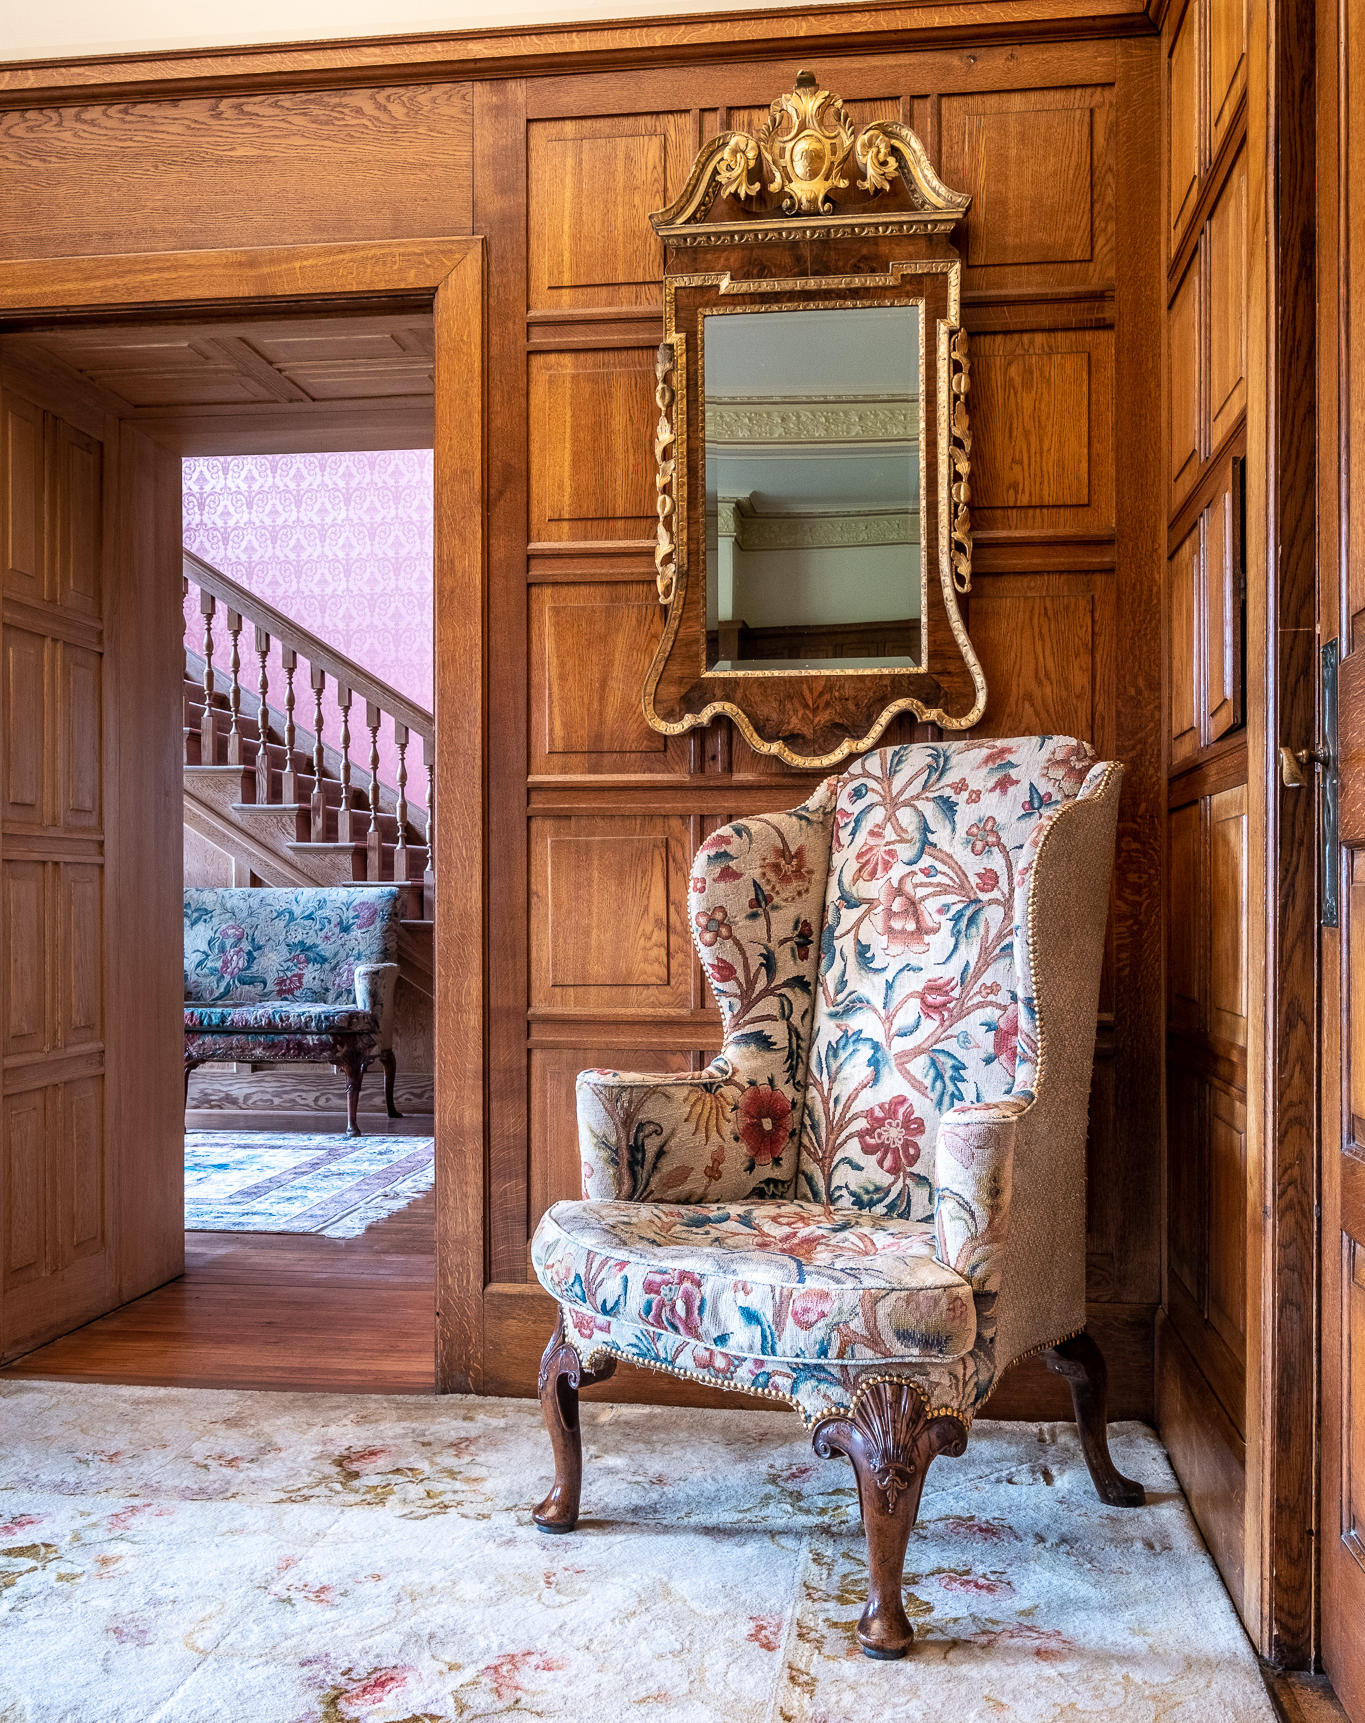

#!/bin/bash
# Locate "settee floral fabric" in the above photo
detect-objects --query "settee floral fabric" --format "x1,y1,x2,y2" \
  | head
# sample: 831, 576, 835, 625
183, 887, 400, 1006
183, 1003, 378, 1035
183, 1027, 379, 1065
532, 1198, 975, 1365
575, 785, 836, 1206
536, 736, 1111, 1424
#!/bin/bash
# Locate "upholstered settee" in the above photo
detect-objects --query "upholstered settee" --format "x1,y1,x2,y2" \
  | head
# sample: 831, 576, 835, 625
530, 736, 1144, 1658
183, 886, 403, 1136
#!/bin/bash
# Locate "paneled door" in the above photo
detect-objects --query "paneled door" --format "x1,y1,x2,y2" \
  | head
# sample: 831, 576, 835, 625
0, 360, 184, 1361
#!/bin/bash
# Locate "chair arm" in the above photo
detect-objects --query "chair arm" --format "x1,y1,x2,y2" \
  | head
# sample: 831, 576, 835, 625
933, 1097, 1028, 1294
354, 962, 399, 1051
576, 1060, 746, 1203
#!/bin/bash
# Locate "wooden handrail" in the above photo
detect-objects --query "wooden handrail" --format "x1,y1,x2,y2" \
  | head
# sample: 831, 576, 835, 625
183, 548, 432, 743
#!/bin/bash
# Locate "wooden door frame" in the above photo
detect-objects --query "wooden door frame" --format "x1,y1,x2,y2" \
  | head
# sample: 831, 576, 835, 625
0, 236, 488, 1394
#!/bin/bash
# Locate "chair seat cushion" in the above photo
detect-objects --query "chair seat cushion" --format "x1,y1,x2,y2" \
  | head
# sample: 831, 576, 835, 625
184, 1003, 377, 1035
531, 1198, 976, 1365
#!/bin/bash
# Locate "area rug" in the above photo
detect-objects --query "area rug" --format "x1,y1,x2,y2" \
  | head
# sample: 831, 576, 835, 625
0, 1382, 1273, 1723
184, 1132, 434, 1237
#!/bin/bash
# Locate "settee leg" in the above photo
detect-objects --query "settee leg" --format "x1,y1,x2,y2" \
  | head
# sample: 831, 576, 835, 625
813, 1382, 968, 1659
339, 1053, 365, 1137
1043, 1332, 1145, 1507
533, 1314, 616, 1534
379, 1049, 402, 1119
183, 1059, 201, 1108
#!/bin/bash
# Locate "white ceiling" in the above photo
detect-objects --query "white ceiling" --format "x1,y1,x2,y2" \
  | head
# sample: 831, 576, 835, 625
4, 0, 839, 64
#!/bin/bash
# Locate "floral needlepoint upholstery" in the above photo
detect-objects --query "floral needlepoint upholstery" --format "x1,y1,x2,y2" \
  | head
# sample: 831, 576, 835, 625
182, 887, 402, 1136
534, 737, 1123, 1422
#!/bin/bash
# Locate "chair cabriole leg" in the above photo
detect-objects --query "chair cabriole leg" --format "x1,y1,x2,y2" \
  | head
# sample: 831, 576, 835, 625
812, 1381, 968, 1659
1043, 1331, 1145, 1507
338, 1049, 366, 1137
533, 1315, 616, 1534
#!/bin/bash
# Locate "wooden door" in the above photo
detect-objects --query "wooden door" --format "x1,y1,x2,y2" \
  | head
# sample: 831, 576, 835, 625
0, 358, 184, 1362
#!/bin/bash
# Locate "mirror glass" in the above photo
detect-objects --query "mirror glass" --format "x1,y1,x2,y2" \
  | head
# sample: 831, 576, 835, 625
702, 304, 923, 672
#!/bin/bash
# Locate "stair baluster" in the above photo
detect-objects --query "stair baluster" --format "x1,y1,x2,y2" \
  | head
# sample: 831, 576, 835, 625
309, 663, 328, 841
279, 647, 300, 806
199, 591, 218, 764
253, 625, 272, 806
393, 722, 410, 879
224, 608, 245, 766
335, 682, 356, 843
365, 702, 384, 881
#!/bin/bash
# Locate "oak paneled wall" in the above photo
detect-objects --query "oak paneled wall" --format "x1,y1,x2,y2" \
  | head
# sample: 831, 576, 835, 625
481, 37, 1162, 1413
1158, 0, 1251, 1619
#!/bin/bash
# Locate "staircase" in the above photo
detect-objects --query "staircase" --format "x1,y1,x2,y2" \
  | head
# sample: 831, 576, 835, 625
182, 550, 434, 996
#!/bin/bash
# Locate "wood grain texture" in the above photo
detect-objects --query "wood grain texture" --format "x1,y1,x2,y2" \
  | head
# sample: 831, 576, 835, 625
1157, 1313, 1246, 1616
0, 86, 473, 261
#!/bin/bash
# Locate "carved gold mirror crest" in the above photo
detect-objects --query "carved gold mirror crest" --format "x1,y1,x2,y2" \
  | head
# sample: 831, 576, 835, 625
642, 71, 985, 770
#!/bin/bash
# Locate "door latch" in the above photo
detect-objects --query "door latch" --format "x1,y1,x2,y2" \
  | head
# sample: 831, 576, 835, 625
1279, 639, 1339, 926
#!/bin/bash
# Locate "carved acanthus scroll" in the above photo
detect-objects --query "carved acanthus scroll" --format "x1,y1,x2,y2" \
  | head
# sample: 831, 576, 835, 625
949, 328, 973, 595
653, 342, 679, 606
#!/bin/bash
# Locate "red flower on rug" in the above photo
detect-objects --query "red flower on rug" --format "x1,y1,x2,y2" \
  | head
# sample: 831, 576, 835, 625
736, 1085, 792, 1163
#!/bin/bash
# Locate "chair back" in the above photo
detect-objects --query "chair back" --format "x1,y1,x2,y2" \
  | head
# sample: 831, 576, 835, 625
795, 737, 1099, 1216
183, 886, 400, 1005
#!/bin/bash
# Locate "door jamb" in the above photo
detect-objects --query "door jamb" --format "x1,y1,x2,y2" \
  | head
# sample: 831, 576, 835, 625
0, 236, 489, 1394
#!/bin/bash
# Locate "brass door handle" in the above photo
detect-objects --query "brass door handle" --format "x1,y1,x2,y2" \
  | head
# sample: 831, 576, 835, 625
1280, 744, 1330, 787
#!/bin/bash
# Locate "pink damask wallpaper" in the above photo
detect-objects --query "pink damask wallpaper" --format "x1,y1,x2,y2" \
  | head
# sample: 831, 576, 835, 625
182, 450, 433, 709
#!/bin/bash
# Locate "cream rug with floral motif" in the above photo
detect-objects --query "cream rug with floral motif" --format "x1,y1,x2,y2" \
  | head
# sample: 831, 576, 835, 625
0, 1382, 1273, 1722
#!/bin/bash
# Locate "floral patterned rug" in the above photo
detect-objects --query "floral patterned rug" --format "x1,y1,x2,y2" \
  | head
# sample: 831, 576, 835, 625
184, 1131, 435, 1236
0, 1383, 1273, 1722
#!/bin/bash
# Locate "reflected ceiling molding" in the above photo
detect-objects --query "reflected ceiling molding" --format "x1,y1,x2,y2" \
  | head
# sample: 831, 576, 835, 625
705, 395, 917, 444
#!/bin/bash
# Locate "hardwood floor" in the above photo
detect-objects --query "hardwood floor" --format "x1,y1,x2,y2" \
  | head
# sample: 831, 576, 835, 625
0, 1189, 436, 1395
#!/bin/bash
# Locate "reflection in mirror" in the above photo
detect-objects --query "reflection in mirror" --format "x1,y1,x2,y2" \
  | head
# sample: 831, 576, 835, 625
703, 304, 923, 672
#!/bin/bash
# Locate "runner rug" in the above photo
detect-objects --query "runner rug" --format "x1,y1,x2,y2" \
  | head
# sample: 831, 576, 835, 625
184, 1130, 434, 1237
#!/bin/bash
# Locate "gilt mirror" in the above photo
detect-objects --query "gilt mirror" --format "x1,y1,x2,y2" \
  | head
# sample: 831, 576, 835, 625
642, 71, 986, 768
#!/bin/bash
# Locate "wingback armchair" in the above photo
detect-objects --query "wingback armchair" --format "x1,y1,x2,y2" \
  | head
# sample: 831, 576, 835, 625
183, 886, 403, 1136
530, 736, 1144, 1658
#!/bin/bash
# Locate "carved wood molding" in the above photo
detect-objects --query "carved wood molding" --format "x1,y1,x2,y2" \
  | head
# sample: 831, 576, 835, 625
811, 1378, 969, 1515
652, 69, 970, 241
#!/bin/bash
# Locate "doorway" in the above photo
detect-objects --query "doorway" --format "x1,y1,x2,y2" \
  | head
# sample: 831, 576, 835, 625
0, 240, 485, 1396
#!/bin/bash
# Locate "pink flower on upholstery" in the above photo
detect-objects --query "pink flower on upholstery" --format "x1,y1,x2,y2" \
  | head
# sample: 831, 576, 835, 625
920, 977, 957, 1026
220, 921, 245, 945
858, 1095, 925, 1177
872, 875, 940, 953
275, 970, 305, 996
709, 956, 737, 984
691, 1345, 737, 1377
855, 831, 899, 879
975, 866, 999, 893
1042, 738, 1093, 797
694, 906, 733, 946
993, 1001, 1020, 1077
736, 1084, 792, 1163
640, 1268, 704, 1337
990, 773, 1020, 796
967, 788, 982, 805
967, 816, 1001, 855
790, 1288, 833, 1330
691, 875, 706, 893
568, 1308, 610, 1341
715, 864, 742, 882
759, 845, 813, 902
980, 746, 1016, 769
219, 949, 247, 977
354, 900, 378, 930
949, 777, 968, 794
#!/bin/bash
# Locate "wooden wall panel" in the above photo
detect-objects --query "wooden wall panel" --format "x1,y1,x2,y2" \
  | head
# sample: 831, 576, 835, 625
3, 629, 47, 826
1, 395, 43, 603
970, 331, 1114, 537
939, 86, 1113, 291
966, 587, 1097, 739
527, 113, 692, 311
530, 816, 693, 1013
0, 86, 474, 261
2, 1089, 44, 1288
3, 862, 47, 1059
528, 350, 657, 544
1208, 150, 1248, 456
530, 582, 682, 775
1169, 524, 1201, 765
1168, 0, 1201, 247
1208, 0, 1248, 160
1204, 472, 1239, 741
1168, 800, 1202, 1031
1209, 783, 1247, 1048
1169, 257, 1201, 508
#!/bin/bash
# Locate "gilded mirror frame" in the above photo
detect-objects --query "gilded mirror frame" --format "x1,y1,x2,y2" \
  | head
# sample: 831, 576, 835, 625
642, 71, 985, 769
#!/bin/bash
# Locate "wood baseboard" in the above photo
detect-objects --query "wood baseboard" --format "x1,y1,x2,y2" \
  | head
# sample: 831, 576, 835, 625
477, 1283, 1156, 1422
